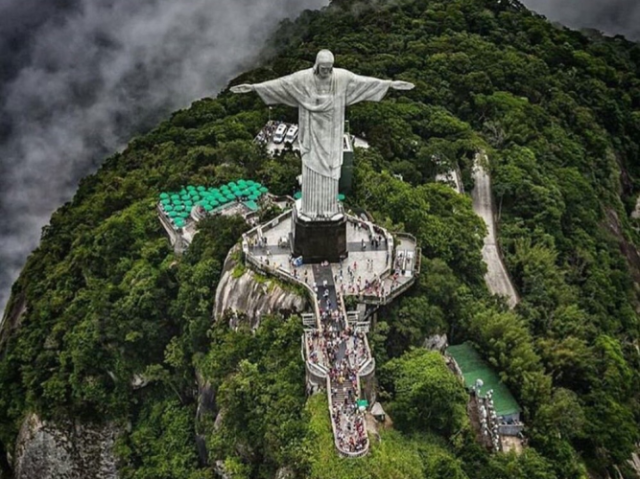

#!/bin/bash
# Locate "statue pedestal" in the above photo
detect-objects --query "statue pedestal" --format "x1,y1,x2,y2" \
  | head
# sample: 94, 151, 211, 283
292, 209, 347, 263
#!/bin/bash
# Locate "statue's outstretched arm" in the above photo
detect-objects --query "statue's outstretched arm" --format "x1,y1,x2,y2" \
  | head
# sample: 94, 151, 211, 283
230, 84, 254, 93
390, 80, 414, 90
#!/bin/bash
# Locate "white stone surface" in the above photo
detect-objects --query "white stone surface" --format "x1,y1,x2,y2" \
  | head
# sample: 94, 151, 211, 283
243, 212, 417, 303
232, 50, 413, 219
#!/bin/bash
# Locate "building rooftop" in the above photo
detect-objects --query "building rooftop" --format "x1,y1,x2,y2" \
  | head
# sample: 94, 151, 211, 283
446, 342, 521, 418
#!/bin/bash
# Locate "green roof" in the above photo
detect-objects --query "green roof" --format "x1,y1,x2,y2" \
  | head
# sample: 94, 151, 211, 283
446, 342, 521, 417
244, 200, 258, 211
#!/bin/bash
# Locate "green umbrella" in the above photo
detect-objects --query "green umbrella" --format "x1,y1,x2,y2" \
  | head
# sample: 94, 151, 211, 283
228, 181, 237, 188
174, 218, 185, 228
204, 204, 213, 212
161, 198, 171, 205
190, 194, 200, 202
237, 179, 246, 187
180, 211, 190, 218
210, 200, 220, 207
181, 194, 190, 201
168, 211, 180, 218
187, 185, 196, 191
293, 191, 302, 199
337, 193, 345, 201
259, 186, 268, 193
179, 188, 187, 195
225, 194, 236, 201
160, 192, 169, 199
171, 194, 180, 200
197, 186, 206, 192
175, 205, 185, 211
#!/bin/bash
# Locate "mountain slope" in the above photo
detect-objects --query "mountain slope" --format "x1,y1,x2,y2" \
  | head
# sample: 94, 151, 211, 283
1, 0, 639, 478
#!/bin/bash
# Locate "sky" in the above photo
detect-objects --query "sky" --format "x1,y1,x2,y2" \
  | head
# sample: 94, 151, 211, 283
0, 0, 638, 317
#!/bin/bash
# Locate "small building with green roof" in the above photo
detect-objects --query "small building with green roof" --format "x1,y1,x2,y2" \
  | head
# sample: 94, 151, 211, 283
446, 342, 521, 422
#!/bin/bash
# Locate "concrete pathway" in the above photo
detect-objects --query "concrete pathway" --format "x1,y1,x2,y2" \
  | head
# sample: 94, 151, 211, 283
471, 153, 519, 308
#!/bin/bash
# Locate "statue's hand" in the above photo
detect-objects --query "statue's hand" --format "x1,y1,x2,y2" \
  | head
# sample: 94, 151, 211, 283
230, 84, 254, 93
390, 80, 415, 90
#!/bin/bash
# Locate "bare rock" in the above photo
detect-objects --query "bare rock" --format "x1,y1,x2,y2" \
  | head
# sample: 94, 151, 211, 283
214, 460, 232, 479
13, 413, 119, 479
423, 334, 448, 353
275, 466, 294, 479
214, 245, 308, 327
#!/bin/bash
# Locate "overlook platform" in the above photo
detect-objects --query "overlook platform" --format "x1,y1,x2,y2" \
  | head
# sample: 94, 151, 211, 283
241, 208, 420, 456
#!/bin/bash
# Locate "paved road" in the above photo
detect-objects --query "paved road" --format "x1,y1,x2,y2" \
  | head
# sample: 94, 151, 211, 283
471, 153, 519, 308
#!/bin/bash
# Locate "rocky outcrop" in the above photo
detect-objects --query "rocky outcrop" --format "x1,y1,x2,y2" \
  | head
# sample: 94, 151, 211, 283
423, 334, 448, 353
214, 246, 308, 327
0, 295, 27, 346
13, 413, 119, 479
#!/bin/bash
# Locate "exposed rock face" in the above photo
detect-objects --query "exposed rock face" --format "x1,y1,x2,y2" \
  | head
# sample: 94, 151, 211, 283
13, 414, 119, 479
423, 334, 448, 353
214, 246, 308, 327
0, 295, 27, 346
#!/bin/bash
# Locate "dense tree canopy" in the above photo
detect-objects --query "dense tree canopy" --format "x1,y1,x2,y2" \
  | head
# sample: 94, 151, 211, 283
1, 0, 640, 477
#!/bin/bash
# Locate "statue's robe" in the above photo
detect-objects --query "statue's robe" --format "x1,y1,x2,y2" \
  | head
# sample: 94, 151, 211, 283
253, 68, 391, 218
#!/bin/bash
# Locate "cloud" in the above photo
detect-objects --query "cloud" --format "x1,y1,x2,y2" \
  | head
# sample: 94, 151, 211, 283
0, 0, 329, 316
521, 0, 640, 40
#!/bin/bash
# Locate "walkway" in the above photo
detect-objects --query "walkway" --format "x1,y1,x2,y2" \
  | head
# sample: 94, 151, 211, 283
241, 210, 420, 456
471, 153, 519, 308
313, 263, 369, 455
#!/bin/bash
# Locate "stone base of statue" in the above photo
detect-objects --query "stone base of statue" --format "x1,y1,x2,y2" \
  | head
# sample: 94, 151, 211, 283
292, 207, 347, 263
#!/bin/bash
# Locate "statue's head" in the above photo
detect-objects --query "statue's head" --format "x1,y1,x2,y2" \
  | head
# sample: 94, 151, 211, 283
314, 49, 334, 79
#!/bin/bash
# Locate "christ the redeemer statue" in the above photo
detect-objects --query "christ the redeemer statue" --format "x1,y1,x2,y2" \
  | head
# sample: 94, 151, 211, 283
231, 50, 414, 219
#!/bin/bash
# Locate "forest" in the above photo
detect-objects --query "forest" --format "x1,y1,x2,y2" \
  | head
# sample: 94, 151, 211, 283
1, 0, 639, 477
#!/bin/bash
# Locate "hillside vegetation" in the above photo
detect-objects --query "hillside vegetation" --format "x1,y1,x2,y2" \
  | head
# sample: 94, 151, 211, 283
1, 0, 640, 478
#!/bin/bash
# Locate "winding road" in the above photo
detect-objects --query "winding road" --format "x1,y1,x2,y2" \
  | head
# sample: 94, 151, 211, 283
471, 153, 519, 308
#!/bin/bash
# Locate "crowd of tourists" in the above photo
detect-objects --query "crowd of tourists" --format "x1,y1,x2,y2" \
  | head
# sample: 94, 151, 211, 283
330, 360, 368, 453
